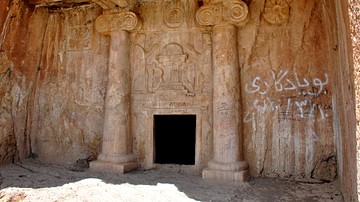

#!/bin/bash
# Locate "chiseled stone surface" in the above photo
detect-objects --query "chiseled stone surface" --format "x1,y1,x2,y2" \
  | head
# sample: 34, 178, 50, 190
0, 0, 359, 199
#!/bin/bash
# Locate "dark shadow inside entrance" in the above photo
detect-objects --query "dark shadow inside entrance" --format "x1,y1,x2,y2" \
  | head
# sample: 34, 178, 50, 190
154, 115, 196, 165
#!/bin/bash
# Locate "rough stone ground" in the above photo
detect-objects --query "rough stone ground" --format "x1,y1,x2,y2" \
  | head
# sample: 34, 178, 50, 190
0, 159, 343, 202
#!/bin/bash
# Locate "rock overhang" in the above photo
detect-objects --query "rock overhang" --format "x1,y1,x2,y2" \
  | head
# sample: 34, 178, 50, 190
29, 0, 138, 9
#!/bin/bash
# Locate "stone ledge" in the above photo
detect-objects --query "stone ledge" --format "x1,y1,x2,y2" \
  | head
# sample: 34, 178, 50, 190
202, 168, 249, 181
89, 160, 138, 174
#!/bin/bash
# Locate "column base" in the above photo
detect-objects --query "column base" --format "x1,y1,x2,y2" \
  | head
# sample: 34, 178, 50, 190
202, 168, 249, 181
89, 160, 138, 174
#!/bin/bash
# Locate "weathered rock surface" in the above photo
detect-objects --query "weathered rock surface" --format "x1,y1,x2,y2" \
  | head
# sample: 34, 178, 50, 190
347, 0, 360, 200
0, 0, 357, 193
240, 0, 336, 180
0, 0, 48, 163
30, 4, 107, 164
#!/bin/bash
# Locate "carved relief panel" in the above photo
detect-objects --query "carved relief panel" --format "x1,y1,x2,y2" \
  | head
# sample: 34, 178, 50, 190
130, 0, 212, 95
130, 0, 213, 169
65, 8, 94, 51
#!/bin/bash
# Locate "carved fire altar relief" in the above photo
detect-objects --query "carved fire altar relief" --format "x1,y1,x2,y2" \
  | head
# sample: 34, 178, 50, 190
131, 36, 212, 94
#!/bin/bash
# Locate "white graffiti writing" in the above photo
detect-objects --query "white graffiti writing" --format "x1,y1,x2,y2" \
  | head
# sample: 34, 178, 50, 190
243, 69, 332, 123
245, 70, 329, 97
243, 97, 332, 123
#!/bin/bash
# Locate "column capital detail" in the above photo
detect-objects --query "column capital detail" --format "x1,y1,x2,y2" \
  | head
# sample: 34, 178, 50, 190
95, 11, 141, 34
196, 0, 249, 27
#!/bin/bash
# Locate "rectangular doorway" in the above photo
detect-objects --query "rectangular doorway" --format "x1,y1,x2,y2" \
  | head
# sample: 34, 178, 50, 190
154, 115, 196, 165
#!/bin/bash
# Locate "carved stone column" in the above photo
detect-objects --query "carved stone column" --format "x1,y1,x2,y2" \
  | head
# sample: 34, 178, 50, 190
196, 0, 249, 181
89, 11, 140, 173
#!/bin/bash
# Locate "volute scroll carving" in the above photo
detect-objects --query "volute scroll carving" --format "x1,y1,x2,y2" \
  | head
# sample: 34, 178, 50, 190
196, 0, 249, 27
95, 11, 141, 34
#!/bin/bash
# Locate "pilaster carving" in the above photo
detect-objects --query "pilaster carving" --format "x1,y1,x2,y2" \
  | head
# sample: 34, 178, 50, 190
95, 11, 141, 34
196, 0, 249, 27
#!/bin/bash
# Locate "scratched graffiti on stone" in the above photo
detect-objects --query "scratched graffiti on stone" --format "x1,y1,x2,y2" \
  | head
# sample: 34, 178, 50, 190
244, 69, 329, 97
243, 69, 332, 122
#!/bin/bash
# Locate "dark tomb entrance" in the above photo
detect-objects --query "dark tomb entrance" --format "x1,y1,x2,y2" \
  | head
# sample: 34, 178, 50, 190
154, 115, 196, 165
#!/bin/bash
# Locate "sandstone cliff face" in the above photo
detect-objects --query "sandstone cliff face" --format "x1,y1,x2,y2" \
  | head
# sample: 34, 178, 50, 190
30, 5, 107, 163
337, 0, 360, 200
240, 0, 337, 181
0, 0, 352, 184
0, 1, 107, 164
0, 0, 47, 163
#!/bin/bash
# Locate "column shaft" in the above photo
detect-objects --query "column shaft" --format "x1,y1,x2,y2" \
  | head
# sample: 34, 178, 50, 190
102, 31, 131, 157
202, 24, 248, 181
212, 24, 241, 163
90, 31, 137, 173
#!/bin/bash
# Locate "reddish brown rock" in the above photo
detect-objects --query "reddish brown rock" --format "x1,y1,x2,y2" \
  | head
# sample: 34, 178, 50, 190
0, 0, 359, 200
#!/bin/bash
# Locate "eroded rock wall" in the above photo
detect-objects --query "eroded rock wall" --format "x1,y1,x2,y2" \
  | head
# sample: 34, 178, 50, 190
0, 0, 354, 185
0, 0, 48, 163
0, 2, 107, 165
348, 0, 360, 200
29, 5, 107, 164
240, 0, 337, 181
335, 0, 360, 201
324, 0, 360, 200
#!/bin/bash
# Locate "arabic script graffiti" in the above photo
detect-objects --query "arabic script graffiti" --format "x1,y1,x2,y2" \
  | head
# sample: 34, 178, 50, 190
243, 69, 332, 122
245, 70, 329, 97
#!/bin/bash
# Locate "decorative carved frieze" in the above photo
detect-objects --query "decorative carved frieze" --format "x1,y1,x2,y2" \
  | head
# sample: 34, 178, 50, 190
91, 0, 133, 9
108, 0, 129, 7
29, 0, 91, 7
95, 11, 141, 34
263, 0, 290, 25
196, 0, 249, 27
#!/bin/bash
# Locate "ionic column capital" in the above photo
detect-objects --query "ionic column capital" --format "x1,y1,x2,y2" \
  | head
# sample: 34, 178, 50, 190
95, 11, 141, 35
196, 0, 249, 27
